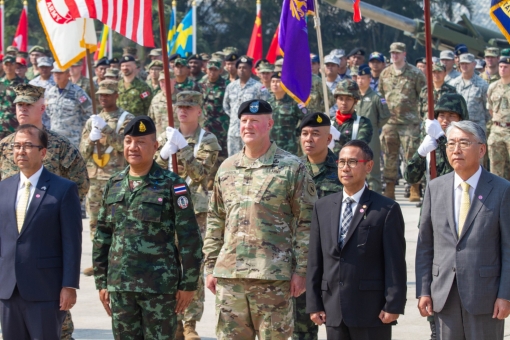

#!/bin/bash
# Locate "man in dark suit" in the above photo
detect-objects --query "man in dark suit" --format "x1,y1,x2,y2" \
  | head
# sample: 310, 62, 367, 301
0, 125, 82, 340
306, 140, 407, 339
416, 120, 510, 339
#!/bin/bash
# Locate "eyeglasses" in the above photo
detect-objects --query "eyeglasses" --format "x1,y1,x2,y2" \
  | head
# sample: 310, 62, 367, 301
10, 143, 44, 151
446, 140, 483, 151
337, 159, 370, 168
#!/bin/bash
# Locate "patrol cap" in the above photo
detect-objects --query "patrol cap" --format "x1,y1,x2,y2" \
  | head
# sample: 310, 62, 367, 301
105, 68, 120, 78
258, 62, 274, 73
415, 57, 426, 65
237, 99, 272, 118
235, 56, 252, 68
119, 55, 136, 64
72, 60, 83, 67
459, 53, 475, 63
200, 53, 210, 61
187, 54, 202, 61
223, 46, 239, 55
3, 55, 15, 64
169, 53, 181, 62
6, 46, 19, 54
16, 57, 27, 67
158, 70, 175, 81
347, 47, 365, 57
454, 44, 468, 56
13, 83, 46, 104
434, 93, 468, 120
149, 48, 162, 57
330, 49, 346, 59
124, 115, 156, 136
299, 112, 331, 130
485, 47, 500, 57
324, 54, 340, 65
440, 50, 455, 60
96, 79, 118, 95
357, 64, 371, 76
122, 46, 138, 56
271, 71, 282, 79
368, 52, 384, 62
501, 48, 510, 57
37, 56, 52, 67
16, 51, 29, 59
310, 54, 320, 63
176, 91, 202, 106
207, 60, 222, 69
29, 45, 46, 54
51, 62, 67, 72
95, 57, 110, 67
389, 42, 406, 53
148, 60, 163, 69
499, 56, 510, 64
254, 59, 269, 69
174, 58, 188, 67
432, 62, 446, 72
211, 52, 225, 61
109, 57, 120, 64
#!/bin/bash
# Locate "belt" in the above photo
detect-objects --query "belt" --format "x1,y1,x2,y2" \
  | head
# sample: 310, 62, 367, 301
493, 121, 510, 127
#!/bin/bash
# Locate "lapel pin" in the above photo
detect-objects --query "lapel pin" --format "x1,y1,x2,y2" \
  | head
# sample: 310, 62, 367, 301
478, 195, 483, 200
360, 209, 365, 213
158, 198, 163, 202
41, 186, 47, 191
362, 205, 367, 209
36, 194, 41, 198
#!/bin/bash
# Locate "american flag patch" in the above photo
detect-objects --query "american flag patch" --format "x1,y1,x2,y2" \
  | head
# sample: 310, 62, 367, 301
381, 98, 387, 104
173, 184, 187, 195
140, 91, 149, 99
79, 96, 87, 103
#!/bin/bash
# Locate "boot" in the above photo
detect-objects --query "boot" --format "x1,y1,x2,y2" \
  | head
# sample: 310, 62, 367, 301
403, 183, 411, 198
409, 184, 421, 202
83, 267, 94, 276
175, 320, 184, 340
383, 182, 395, 200
183, 321, 200, 340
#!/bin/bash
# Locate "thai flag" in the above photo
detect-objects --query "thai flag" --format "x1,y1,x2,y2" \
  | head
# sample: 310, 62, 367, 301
174, 184, 187, 195
353, 0, 362, 23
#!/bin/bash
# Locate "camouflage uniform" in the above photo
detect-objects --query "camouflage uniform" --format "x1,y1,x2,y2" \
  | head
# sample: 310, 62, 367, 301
148, 92, 179, 135
331, 112, 373, 154
25, 66, 37, 81
418, 83, 457, 120
444, 69, 461, 85
117, 77, 153, 116
146, 80, 161, 95
72, 76, 95, 99
487, 80, 510, 180
223, 78, 269, 156
93, 161, 203, 339
308, 73, 333, 114
203, 142, 317, 340
45, 81, 93, 147
29, 75, 55, 129
450, 74, 489, 131
0, 75, 26, 139
189, 71, 206, 83
175, 77, 201, 97
480, 71, 501, 85
268, 93, 303, 155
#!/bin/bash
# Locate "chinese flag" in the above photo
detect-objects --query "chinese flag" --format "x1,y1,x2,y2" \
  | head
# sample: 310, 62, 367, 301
13, 8, 28, 52
266, 24, 281, 63
353, 0, 362, 22
247, 10, 263, 67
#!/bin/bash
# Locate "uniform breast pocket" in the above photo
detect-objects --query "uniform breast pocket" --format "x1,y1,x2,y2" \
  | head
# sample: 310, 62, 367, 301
253, 175, 284, 212
105, 194, 124, 222
136, 196, 164, 223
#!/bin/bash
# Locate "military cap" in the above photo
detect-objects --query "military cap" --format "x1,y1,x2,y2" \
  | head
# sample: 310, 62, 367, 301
72, 60, 83, 67
169, 53, 181, 62
499, 56, 510, 64
149, 48, 162, 57
3, 55, 15, 64
347, 47, 365, 57
176, 90, 203, 106
299, 112, 331, 130
310, 54, 320, 63
324, 54, 340, 65
271, 71, 282, 79
187, 54, 202, 61
235, 56, 253, 68
330, 49, 346, 59
207, 60, 222, 69
440, 50, 455, 60
96, 79, 119, 95
158, 70, 175, 81
199, 53, 210, 61
254, 59, 269, 69
369, 52, 384, 62
459, 53, 475, 63
432, 62, 446, 72
223, 46, 239, 55
389, 42, 406, 53
37, 56, 52, 67
258, 62, 274, 73
224, 53, 239, 62
109, 57, 120, 64
501, 48, 510, 57
349, 65, 359, 75
415, 57, 426, 65
454, 44, 468, 56
29, 45, 45, 54
148, 60, 164, 69
16, 57, 27, 66
16, 51, 29, 59
434, 93, 468, 120
120, 55, 136, 64
105, 68, 120, 78
95, 57, 110, 67
174, 58, 188, 67
333, 79, 361, 100
237, 99, 272, 118
6, 46, 19, 54
484, 47, 500, 57
274, 58, 284, 72
122, 46, 138, 56
13, 83, 46, 104
51, 62, 67, 73
124, 115, 156, 136
211, 52, 225, 61
357, 64, 371, 76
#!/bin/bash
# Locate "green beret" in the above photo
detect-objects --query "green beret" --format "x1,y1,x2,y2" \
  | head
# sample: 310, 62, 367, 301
124, 116, 156, 136
299, 112, 331, 130
237, 99, 272, 118
3, 55, 15, 64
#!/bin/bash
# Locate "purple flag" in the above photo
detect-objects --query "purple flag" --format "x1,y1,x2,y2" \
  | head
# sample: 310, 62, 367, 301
278, 0, 315, 106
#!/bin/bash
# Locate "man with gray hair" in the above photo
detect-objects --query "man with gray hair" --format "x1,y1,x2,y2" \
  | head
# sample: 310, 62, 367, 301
416, 120, 510, 339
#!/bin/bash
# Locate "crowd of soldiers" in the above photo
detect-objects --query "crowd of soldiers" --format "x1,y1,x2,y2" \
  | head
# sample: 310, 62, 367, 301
0, 38, 508, 340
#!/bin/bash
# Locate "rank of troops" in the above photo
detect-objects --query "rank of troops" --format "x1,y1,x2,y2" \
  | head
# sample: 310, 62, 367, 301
0, 39, 509, 340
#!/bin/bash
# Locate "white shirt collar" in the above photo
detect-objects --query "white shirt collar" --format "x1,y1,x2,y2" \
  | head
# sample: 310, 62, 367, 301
342, 186, 366, 204
19, 166, 44, 190
454, 166, 482, 191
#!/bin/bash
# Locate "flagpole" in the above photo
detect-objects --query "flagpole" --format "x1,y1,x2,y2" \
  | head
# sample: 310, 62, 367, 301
157, 0, 178, 173
0, 0, 4, 54
172, 0, 177, 19
312, 0, 330, 114
192, 0, 196, 54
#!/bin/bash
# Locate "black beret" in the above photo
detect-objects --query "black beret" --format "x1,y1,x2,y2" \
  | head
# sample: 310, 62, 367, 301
225, 53, 239, 62
238, 99, 272, 118
415, 57, 426, 65
271, 71, 282, 79
299, 112, 331, 130
169, 53, 181, 62
109, 57, 119, 64
357, 64, 371, 76
500, 56, 510, 64
124, 115, 156, 136
95, 57, 110, 67
347, 48, 365, 57
235, 56, 253, 68
187, 54, 202, 61
119, 55, 136, 64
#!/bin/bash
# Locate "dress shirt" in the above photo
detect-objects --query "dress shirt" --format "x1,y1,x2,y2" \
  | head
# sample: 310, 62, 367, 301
16, 166, 44, 209
453, 166, 482, 232
338, 186, 366, 236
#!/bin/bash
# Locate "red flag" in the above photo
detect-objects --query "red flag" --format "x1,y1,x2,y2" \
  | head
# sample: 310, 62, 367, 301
247, 10, 263, 66
353, 0, 362, 22
12, 8, 28, 52
266, 24, 281, 64
0, 3, 4, 53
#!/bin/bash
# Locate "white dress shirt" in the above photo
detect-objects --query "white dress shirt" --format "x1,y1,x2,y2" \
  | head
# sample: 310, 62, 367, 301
453, 166, 482, 232
16, 166, 44, 209
338, 186, 366, 238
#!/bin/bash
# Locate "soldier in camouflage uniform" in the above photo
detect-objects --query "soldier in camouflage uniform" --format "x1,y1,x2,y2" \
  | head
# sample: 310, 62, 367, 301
418, 63, 457, 120
0, 55, 27, 139
148, 71, 179, 135
256, 61, 274, 90
93, 116, 203, 340
223, 56, 269, 156
308, 72, 334, 114
356, 65, 391, 194
174, 58, 202, 95
0, 83, 90, 340
268, 71, 303, 155
79, 80, 134, 276
117, 55, 153, 116
26, 45, 46, 81
223, 53, 239, 82
146, 60, 163, 95
45, 62, 93, 148
203, 99, 317, 340
378, 42, 426, 199
105, 68, 120, 81
187, 54, 206, 82
155, 91, 221, 340
480, 47, 501, 85
69, 60, 95, 99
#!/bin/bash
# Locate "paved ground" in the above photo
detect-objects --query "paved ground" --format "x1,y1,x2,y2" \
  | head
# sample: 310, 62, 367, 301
1, 185, 509, 339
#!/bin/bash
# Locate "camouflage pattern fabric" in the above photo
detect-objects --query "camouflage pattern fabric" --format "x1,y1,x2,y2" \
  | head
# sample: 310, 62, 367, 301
444, 69, 461, 85
72, 76, 95, 99
109, 291, 177, 340
450, 74, 489, 131
293, 295, 317, 340
175, 78, 202, 99
29, 75, 55, 128
45, 82, 93, 147
60, 311, 74, 340
418, 83, 457, 120
331, 112, 373, 155
147, 92, 179, 135
0, 127, 89, 200
86, 179, 107, 240
146, 79, 161, 96
203, 142, 317, 280
487, 80, 510, 179
268, 93, 303, 155
404, 135, 451, 184
215, 278, 293, 340
307, 73, 333, 114
480, 71, 500, 85
0, 75, 26, 139
93, 161, 203, 294
25, 66, 37, 81
117, 77, 153, 116
189, 71, 206, 82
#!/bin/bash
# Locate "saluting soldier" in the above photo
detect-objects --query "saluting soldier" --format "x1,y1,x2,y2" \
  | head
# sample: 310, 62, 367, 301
93, 116, 203, 339
117, 55, 153, 116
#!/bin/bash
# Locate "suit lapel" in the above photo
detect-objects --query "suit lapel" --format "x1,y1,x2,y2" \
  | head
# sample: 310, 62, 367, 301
444, 173, 458, 242
5, 174, 20, 234
331, 192, 343, 253
19, 169, 50, 236
343, 188, 372, 248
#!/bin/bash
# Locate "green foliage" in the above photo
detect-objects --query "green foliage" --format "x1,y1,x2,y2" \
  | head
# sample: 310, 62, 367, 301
3, 0, 46, 51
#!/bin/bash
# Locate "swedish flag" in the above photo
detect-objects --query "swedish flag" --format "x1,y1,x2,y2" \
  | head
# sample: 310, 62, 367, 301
169, 10, 193, 57
491, 0, 510, 42
167, 10, 177, 53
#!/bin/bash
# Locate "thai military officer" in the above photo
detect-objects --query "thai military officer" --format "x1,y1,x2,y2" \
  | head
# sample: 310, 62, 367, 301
156, 91, 221, 340
93, 116, 203, 340
146, 60, 163, 95
356, 64, 391, 194
117, 55, 153, 116
481, 47, 501, 85
203, 99, 317, 340
79, 79, 134, 276
173, 58, 202, 97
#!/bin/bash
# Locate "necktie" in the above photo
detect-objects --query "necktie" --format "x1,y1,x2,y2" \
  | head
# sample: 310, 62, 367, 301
16, 180, 31, 233
339, 197, 354, 248
458, 182, 470, 236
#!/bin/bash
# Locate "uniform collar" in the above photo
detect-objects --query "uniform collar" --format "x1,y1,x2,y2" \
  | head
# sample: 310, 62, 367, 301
235, 142, 278, 169
181, 125, 202, 144
113, 161, 166, 181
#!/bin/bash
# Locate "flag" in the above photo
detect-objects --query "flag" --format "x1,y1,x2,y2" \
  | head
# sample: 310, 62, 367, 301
278, 0, 315, 106
64, 0, 154, 47
37, 0, 97, 69
247, 10, 262, 65
95, 25, 109, 60
13, 8, 28, 52
353, 0, 362, 23
169, 10, 193, 58
0, 2, 4, 53
491, 0, 510, 42
167, 9, 177, 53
266, 24, 281, 63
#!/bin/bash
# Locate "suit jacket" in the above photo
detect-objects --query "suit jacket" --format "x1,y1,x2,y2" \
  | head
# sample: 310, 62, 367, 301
0, 167, 82, 301
306, 188, 407, 328
416, 169, 510, 315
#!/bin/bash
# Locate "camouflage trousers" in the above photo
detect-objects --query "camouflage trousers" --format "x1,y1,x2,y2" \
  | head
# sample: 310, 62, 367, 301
86, 179, 108, 240
178, 212, 207, 322
488, 124, 510, 180
227, 134, 243, 157
380, 123, 420, 182
61, 310, 74, 340
215, 278, 293, 340
109, 291, 177, 340
292, 294, 318, 340
367, 135, 383, 194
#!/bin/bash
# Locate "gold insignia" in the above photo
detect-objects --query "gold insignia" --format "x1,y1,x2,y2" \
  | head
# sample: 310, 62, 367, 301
317, 115, 323, 123
278, 72, 281, 77
233, 56, 236, 60
139, 121, 146, 132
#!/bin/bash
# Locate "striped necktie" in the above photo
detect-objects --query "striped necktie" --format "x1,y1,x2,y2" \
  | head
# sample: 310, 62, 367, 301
458, 182, 470, 236
339, 197, 355, 248
17, 180, 32, 233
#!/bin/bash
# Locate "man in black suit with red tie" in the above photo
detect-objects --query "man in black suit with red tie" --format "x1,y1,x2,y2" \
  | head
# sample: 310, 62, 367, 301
306, 140, 407, 339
